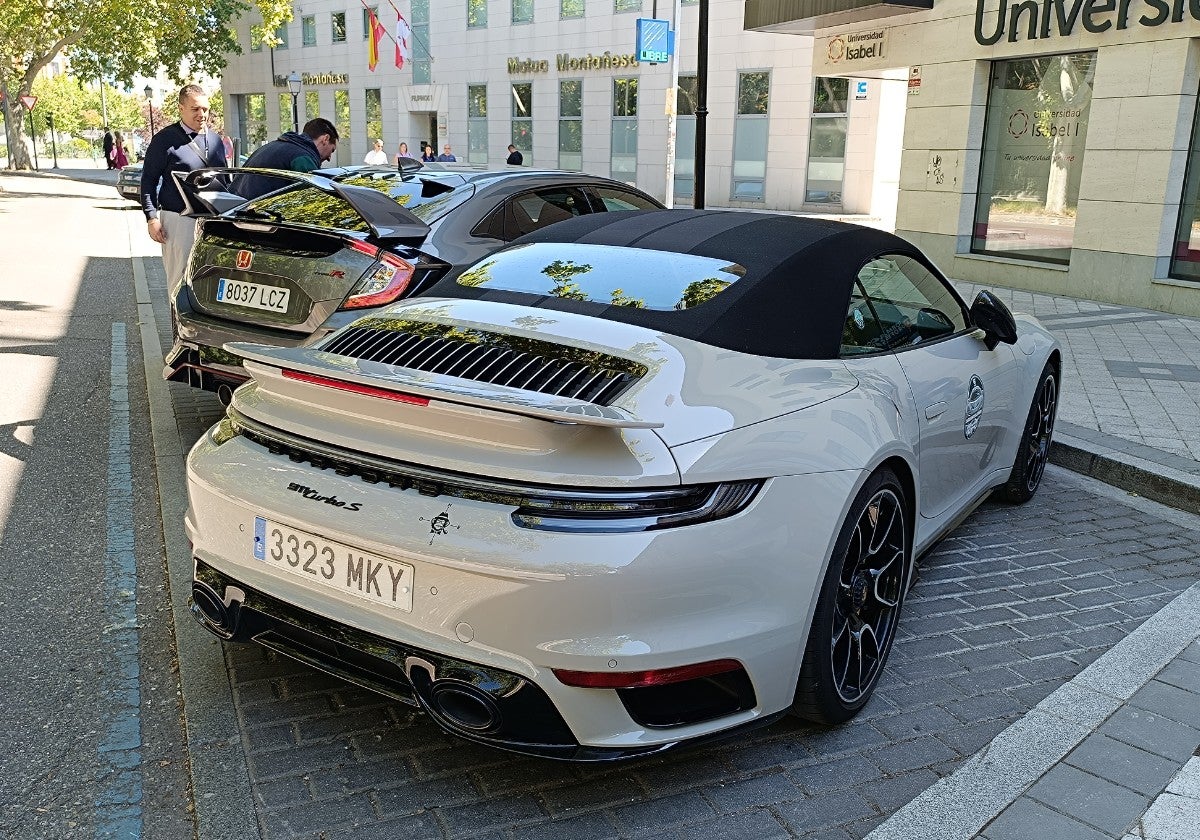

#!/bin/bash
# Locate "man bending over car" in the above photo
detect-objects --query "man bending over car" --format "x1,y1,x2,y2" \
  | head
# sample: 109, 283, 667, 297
233, 118, 340, 201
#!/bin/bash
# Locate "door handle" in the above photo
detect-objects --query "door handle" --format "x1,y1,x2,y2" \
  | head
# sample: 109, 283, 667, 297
925, 401, 947, 420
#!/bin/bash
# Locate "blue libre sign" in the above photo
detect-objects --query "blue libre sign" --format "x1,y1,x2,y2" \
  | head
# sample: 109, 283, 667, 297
636, 18, 674, 64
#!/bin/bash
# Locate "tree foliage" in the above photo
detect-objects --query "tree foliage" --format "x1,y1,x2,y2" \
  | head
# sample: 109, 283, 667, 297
0, 0, 290, 167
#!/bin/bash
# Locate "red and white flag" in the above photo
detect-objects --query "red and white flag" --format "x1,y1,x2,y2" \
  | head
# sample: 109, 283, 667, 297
394, 12, 411, 70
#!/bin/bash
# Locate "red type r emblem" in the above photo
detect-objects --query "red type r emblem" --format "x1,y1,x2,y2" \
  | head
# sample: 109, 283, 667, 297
235, 250, 253, 270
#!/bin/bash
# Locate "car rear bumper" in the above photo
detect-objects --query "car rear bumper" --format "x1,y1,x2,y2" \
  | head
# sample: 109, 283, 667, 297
185, 429, 853, 752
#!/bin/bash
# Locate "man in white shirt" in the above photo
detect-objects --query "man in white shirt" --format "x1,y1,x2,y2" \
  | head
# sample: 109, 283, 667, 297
364, 139, 388, 165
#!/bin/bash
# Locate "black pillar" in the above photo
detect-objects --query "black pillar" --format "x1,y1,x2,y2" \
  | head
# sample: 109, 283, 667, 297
694, 0, 709, 209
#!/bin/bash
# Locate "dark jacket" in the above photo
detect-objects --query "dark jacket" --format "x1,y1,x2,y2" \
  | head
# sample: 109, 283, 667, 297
233, 132, 323, 200
506, 150, 523, 165
140, 122, 226, 219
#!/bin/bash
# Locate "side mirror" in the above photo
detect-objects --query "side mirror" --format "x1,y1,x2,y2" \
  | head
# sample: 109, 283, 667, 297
970, 290, 1018, 350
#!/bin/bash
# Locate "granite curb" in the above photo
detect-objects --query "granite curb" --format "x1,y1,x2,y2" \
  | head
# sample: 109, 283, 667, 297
1051, 422, 1200, 517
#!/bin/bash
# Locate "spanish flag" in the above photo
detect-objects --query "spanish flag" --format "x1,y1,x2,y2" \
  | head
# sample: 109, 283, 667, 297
367, 8, 384, 71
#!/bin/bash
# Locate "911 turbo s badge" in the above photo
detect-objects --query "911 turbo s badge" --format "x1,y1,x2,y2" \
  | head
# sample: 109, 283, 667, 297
420, 504, 460, 545
964, 375, 985, 438
287, 482, 362, 511
235, 249, 253, 270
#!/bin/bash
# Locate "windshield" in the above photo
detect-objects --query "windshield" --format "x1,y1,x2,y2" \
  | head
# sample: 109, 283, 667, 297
455, 243, 745, 311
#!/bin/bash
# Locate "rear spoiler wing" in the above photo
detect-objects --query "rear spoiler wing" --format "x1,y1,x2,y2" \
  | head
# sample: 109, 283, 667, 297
173, 167, 432, 245
226, 342, 663, 430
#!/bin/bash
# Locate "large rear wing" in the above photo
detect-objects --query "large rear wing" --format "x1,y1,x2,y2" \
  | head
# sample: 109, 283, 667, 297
227, 341, 663, 430
173, 167, 432, 245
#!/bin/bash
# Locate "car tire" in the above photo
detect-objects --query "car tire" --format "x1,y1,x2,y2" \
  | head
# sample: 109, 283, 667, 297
998, 362, 1058, 504
791, 468, 909, 725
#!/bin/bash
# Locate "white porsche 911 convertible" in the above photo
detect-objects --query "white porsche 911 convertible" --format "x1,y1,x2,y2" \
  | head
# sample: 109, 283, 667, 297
185, 210, 1060, 760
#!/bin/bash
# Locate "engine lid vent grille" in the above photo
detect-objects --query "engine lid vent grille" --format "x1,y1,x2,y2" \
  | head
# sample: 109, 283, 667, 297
320, 318, 647, 406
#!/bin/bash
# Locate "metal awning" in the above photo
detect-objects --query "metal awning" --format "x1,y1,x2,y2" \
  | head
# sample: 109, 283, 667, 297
744, 0, 933, 35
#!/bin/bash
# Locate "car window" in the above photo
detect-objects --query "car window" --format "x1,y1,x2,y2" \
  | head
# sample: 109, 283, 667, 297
590, 186, 660, 212
854, 255, 967, 350
840, 281, 888, 356
504, 188, 590, 239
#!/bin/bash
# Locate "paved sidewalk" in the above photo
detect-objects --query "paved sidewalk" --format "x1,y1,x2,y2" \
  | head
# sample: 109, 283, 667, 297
953, 281, 1200, 515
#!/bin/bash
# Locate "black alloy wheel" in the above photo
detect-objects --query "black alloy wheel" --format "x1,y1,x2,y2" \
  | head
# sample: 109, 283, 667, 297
792, 468, 908, 724
1000, 362, 1058, 503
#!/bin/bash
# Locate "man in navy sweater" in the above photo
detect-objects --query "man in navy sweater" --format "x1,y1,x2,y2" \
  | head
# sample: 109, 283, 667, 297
232, 118, 339, 200
140, 85, 227, 290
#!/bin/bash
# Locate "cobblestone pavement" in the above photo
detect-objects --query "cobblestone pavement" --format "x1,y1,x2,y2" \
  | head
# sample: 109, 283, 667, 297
134, 248, 1200, 839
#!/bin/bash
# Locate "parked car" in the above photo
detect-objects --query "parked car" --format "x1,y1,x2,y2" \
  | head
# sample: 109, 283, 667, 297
116, 163, 142, 203
184, 210, 1060, 760
165, 166, 664, 402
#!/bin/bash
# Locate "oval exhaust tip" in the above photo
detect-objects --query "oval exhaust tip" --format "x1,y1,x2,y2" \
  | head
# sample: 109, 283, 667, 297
429, 681, 502, 733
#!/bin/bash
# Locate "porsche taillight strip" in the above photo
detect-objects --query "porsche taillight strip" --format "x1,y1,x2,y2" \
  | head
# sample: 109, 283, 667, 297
219, 410, 763, 533
282, 369, 430, 405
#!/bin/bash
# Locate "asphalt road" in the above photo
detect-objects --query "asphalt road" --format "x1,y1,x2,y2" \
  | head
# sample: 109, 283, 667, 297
0, 173, 193, 838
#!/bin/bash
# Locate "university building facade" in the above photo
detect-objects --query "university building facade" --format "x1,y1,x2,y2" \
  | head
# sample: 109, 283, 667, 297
747, 0, 1200, 315
217, 0, 904, 216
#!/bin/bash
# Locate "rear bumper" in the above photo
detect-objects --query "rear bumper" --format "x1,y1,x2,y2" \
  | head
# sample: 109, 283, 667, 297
191, 558, 785, 761
163, 342, 249, 396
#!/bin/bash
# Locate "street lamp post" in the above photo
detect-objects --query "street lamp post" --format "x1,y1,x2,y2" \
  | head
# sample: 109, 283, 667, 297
287, 71, 302, 131
144, 85, 155, 136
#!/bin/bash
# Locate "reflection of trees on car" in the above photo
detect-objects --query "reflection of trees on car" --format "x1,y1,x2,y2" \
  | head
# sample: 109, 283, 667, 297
541, 260, 591, 300
456, 259, 496, 288
680, 278, 730, 309
609, 289, 645, 308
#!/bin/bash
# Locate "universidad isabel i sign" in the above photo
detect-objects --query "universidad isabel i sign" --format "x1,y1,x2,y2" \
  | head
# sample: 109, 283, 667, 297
976, 0, 1200, 44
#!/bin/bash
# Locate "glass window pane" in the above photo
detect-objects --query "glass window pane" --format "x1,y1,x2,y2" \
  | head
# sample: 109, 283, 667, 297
513, 0, 534, 22
806, 116, 846, 204
1172, 103, 1200, 281
674, 117, 695, 198
512, 119, 532, 152
616, 0, 641, 10
611, 119, 637, 183
469, 85, 488, 118
559, 120, 582, 171
361, 6, 378, 38
614, 78, 638, 117
334, 89, 351, 166
468, 0, 487, 28
304, 91, 320, 123
972, 53, 1095, 265
738, 72, 769, 115
813, 77, 849, 114
332, 12, 346, 42
413, 21, 431, 83
512, 83, 532, 117
365, 88, 382, 146
302, 16, 316, 45
732, 117, 767, 200
279, 93, 294, 133
561, 0, 584, 18
274, 23, 288, 49
559, 80, 582, 117
468, 118, 488, 164
855, 256, 967, 349
676, 76, 698, 117
244, 93, 267, 148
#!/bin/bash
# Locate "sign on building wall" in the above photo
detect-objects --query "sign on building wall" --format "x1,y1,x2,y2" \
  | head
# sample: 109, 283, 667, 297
909, 66, 922, 96
823, 30, 887, 66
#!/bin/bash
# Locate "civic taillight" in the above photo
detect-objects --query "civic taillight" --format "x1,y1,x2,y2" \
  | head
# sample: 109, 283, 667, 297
341, 239, 416, 310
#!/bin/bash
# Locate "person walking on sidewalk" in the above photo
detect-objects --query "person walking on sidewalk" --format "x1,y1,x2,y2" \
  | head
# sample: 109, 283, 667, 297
139, 85, 226, 290
111, 131, 129, 169
233, 118, 339, 201
102, 127, 115, 169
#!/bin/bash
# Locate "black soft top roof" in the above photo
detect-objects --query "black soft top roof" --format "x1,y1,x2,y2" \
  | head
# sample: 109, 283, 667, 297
427, 209, 931, 359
